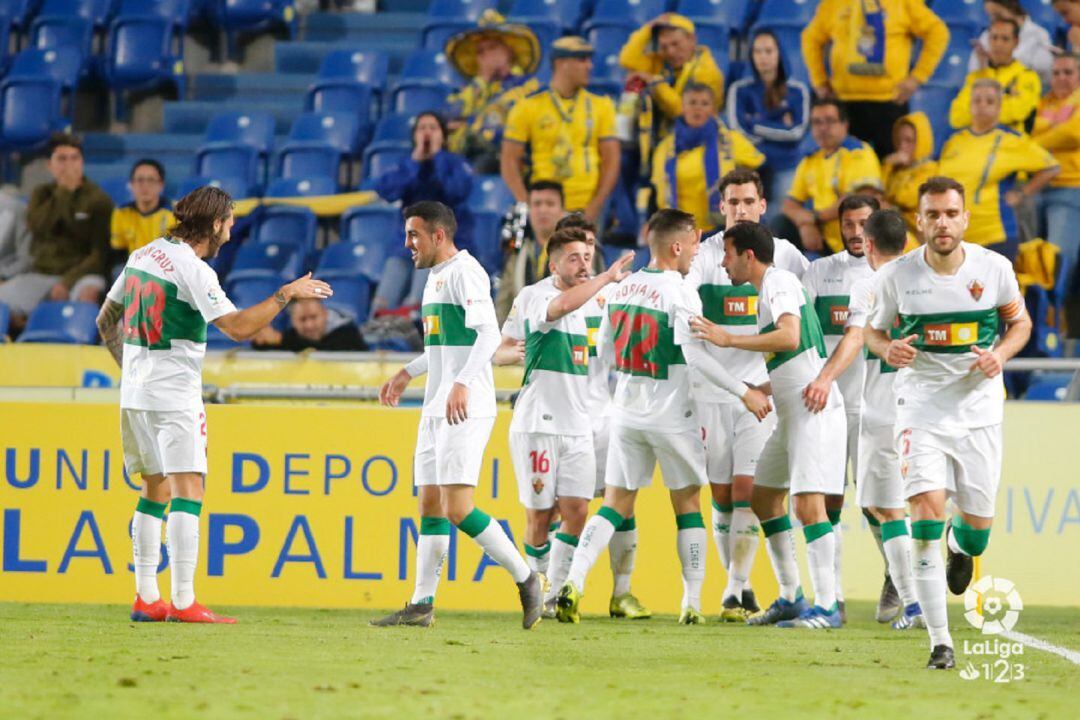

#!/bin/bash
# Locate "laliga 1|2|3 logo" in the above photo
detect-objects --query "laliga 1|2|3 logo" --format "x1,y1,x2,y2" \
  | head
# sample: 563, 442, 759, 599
958, 576, 1026, 683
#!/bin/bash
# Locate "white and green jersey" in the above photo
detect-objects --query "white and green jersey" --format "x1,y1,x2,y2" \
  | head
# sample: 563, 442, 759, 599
105, 237, 236, 412
848, 274, 900, 429
598, 268, 700, 433
803, 251, 873, 413
757, 266, 830, 404
505, 280, 592, 436
420, 250, 497, 419
869, 243, 1024, 431
686, 232, 808, 404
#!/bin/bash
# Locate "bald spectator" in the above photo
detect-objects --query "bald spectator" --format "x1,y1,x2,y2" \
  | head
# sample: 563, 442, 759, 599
802, 0, 949, 157
618, 13, 726, 135
252, 299, 367, 351
950, 18, 1041, 132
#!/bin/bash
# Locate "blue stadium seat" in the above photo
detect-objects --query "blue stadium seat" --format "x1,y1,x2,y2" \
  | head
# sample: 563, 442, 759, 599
678, 0, 752, 32
226, 276, 288, 331
693, 22, 730, 77
0, 0, 37, 35
929, 0, 987, 26
318, 274, 372, 322
98, 175, 134, 206
318, 238, 387, 284
427, 0, 497, 19
510, 0, 582, 29
370, 113, 414, 147
925, 24, 981, 86
305, 80, 377, 125
18, 301, 99, 344
285, 112, 363, 158
341, 204, 402, 243
227, 240, 303, 283
177, 174, 253, 200
317, 49, 389, 101
421, 20, 472, 51
251, 205, 317, 257
0, 77, 68, 152
205, 323, 245, 350
910, 82, 955, 155
464, 210, 504, 275
0, 301, 10, 341
104, 16, 185, 121
583, 0, 666, 32
754, 0, 817, 27
203, 111, 275, 158
118, 0, 190, 32
1023, 372, 1073, 401
30, 15, 94, 58
277, 143, 344, 189
216, 0, 297, 61
468, 174, 515, 215
398, 48, 461, 87
40, 0, 115, 30
265, 176, 337, 197
6, 49, 83, 93
586, 24, 630, 82
390, 83, 451, 116
362, 144, 409, 181
195, 143, 260, 195
1023, 0, 1067, 32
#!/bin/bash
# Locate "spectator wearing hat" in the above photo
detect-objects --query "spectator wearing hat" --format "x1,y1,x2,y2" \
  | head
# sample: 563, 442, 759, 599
618, 13, 725, 136
950, 18, 1041, 133
969, 0, 1054, 86
502, 36, 620, 222
445, 10, 542, 174
802, 0, 949, 158
651, 83, 764, 234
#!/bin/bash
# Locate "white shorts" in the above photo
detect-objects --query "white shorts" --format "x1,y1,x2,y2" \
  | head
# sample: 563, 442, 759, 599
591, 414, 610, 496
856, 423, 905, 510
510, 431, 596, 509
755, 402, 846, 495
843, 410, 860, 489
698, 400, 777, 484
605, 422, 708, 492
898, 424, 1002, 518
121, 405, 208, 477
414, 416, 496, 487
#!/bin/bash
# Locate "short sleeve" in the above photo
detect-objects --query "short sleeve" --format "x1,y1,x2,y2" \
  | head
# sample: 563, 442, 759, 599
869, 267, 900, 331
106, 269, 125, 304
788, 159, 810, 202
523, 286, 560, 334
501, 293, 526, 340
801, 262, 820, 301
186, 262, 236, 323
847, 277, 874, 328
765, 272, 802, 322
992, 254, 1025, 322
503, 98, 531, 144
673, 282, 703, 346
776, 239, 810, 278
458, 266, 499, 330
596, 96, 617, 140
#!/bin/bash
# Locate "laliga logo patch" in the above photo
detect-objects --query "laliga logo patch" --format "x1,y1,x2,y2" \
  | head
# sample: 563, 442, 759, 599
435, 279, 445, 292
968, 279, 984, 302
965, 575, 1023, 635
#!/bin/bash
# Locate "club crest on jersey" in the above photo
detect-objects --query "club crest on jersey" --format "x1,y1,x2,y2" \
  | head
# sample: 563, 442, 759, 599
532, 478, 544, 494
968, 279, 984, 301
724, 295, 757, 316
596, 296, 606, 309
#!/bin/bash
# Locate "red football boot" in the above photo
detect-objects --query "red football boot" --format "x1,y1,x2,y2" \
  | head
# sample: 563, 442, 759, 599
166, 601, 237, 624
130, 596, 169, 622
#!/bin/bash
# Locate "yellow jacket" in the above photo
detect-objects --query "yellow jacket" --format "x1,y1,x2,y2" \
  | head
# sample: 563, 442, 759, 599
949, 60, 1042, 132
883, 112, 937, 232
1033, 88, 1080, 188
619, 24, 725, 119
802, 0, 949, 102
651, 122, 764, 231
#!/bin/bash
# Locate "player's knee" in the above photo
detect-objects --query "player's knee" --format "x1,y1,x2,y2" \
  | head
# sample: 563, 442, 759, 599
953, 517, 992, 556
710, 482, 732, 504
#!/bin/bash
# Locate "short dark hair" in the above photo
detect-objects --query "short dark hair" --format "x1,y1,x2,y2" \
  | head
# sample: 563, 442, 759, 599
528, 179, 565, 205
990, 17, 1021, 41
918, 176, 966, 206
171, 186, 233, 242
403, 200, 457, 239
646, 208, 696, 246
555, 211, 597, 239
718, 169, 765, 200
48, 132, 82, 157
986, 0, 1025, 16
130, 158, 165, 182
811, 97, 848, 123
864, 209, 908, 256
838, 194, 881, 221
547, 227, 590, 258
724, 221, 775, 264
682, 81, 716, 98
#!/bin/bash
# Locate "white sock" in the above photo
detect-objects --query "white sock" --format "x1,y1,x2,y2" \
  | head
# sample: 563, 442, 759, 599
608, 524, 637, 597
546, 533, 578, 601
547, 521, 560, 546
913, 537, 953, 648
411, 521, 450, 605
884, 532, 918, 608
723, 507, 759, 601
132, 509, 162, 603
165, 500, 201, 610
763, 517, 801, 602
711, 500, 732, 572
467, 514, 531, 584
525, 543, 551, 575
868, 517, 887, 568
830, 514, 844, 602
677, 524, 706, 611
805, 524, 837, 610
566, 509, 621, 592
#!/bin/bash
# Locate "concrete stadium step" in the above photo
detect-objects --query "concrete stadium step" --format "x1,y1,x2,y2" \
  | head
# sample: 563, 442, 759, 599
163, 100, 306, 136
274, 40, 415, 75
189, 72, 316, 102
301, 11, 425, 44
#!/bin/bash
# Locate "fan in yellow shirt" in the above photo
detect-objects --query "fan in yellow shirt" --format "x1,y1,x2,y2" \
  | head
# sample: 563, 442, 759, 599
109, 159, 174, 256
882, 111, 937, 236
651, 83, 763, 234
939, 79, 1058, 259
501, 37, 620, 221
949, 19, 1041, 132
782, 98, 883, 254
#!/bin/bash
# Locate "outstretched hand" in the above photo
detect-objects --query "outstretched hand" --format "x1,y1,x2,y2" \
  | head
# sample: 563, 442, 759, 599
604, 251, 636, 284
969, 345, 1003, 378
283, 272, 334, 302
885, 334, 918, 368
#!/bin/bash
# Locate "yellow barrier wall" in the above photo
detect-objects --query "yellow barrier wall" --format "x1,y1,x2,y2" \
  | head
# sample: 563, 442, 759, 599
1, 402, 1076, 610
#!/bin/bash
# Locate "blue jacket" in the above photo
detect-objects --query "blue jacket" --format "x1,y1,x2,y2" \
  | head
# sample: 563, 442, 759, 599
374, 150, 474, 259
726, 33, 811, 172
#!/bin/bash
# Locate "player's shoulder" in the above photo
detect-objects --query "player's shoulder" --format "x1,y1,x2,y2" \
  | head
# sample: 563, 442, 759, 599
763, 265, 801, 292
965, 242, 1015, 274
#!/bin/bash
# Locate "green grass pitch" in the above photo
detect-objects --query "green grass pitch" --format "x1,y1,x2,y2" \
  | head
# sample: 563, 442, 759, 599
1, 602, 1076, 719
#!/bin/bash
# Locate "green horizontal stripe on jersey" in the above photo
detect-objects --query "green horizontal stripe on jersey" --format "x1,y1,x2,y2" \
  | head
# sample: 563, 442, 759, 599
586, 315, 602, 357
522, 322, 590, 385
813, 295, 852, 336
761, 291, 827, 372
122, 267, 207, 349
422, 303, 477, 347
898, 308, 999, 354
608, 303, 685, 380
697, 284, 759, 326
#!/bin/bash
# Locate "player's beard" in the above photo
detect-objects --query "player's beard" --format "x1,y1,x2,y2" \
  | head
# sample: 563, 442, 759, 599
928, 233, 961, 255
843, 235, 865, 258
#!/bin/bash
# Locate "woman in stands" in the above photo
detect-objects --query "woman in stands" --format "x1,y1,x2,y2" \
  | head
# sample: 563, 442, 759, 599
726, 29, 811, 225
372, 111, 473, 316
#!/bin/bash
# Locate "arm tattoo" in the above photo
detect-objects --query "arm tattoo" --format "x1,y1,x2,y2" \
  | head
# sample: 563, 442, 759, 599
98, 300, 124, 367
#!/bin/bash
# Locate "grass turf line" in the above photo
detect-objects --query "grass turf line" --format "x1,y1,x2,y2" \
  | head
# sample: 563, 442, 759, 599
1, 602, 1076, 720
